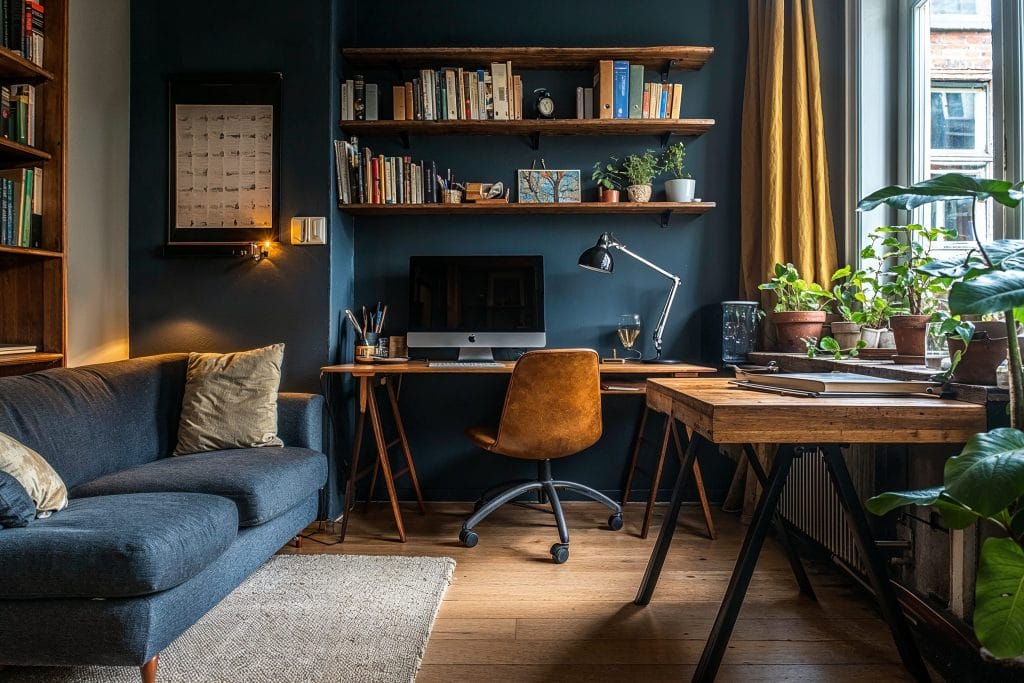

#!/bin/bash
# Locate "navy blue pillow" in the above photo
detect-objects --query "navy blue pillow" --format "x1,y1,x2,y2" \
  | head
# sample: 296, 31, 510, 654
0, 470, 35, 528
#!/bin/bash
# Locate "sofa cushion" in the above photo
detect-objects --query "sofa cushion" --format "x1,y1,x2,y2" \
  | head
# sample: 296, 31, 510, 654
0, 492, 238, 599
0, 354, 189, 489
71, 447, 327, 527
0, 430, 68, 515
175, 344, 285, 455
0, 470, 35, 528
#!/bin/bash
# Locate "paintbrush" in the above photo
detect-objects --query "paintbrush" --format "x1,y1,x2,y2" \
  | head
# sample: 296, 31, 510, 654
344, 309, 363, 337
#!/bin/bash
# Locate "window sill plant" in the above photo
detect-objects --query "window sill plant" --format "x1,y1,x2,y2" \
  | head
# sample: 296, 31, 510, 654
621, 150, 661, 203
662, 141, 695, 202
758, 262, 834, 353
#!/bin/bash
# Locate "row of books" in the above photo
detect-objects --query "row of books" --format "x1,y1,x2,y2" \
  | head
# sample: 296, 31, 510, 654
386, 64, 523, 122
1, 1, 44, 66
592, 61, 685, 119
335, 138, 440, 205
340, 77, 379, 121
0, 166, 42, 248
2, 84, 33, 144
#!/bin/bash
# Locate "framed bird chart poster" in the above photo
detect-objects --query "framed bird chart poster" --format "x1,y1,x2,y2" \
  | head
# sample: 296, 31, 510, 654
167, 73, 282, 248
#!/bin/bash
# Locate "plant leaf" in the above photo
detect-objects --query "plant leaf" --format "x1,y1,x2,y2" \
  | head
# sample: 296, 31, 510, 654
866, 487, 943, 515
949, 271, 1024, 316
974, 537, 1024, 659
944, 428, 1024, 517
858, 174, 1024, 211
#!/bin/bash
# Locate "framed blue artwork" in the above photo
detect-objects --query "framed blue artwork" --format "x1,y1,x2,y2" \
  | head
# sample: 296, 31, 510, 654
517, 169, 581, 203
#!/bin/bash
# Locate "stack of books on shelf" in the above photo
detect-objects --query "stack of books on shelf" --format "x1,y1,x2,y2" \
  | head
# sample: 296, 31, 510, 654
2, 1, 44, 65
580, 60, 683, 119
0, 343, 37, 357
335, 137, 439, 205
386, 63, 522, 122
0, 166, 42, 247
2, 84, 35, 144
340, 75, 379, 121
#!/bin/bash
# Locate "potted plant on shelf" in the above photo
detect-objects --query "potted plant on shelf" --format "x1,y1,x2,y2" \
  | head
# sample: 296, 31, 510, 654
830, 265, 866, 350
591, 157, 623, 203
859, 174, 1024, 665
662, 142, 695, 202
860, 223, 953, 359
758, 262, 834, 353
621, 150, 662, 203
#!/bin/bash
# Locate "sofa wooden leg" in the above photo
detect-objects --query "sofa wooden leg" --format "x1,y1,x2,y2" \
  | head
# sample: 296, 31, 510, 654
140, 654, 159, 683
294, 534, 303, 549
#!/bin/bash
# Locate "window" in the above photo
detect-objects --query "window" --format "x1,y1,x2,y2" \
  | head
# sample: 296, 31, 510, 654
931, 0, 992, 28
930, 85, 988, 152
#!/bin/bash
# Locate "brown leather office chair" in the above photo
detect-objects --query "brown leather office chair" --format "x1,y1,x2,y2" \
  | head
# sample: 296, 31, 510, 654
458, 348, 623, 563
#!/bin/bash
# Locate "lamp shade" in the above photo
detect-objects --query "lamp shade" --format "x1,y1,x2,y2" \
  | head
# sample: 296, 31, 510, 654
577, 233, 614, 273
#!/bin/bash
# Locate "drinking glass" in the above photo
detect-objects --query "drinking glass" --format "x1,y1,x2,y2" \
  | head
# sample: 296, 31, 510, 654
722, 301, 760, 364
925, 321, 949, 369
617, 314, 643, 361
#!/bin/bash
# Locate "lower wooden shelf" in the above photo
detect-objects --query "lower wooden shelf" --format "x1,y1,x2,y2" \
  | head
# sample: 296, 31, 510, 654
0, 352, 63, 373
340, 201, 715, 218
0, 245, 63, 258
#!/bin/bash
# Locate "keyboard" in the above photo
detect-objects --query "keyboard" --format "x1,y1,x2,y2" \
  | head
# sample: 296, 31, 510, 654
427, 360, 504, 368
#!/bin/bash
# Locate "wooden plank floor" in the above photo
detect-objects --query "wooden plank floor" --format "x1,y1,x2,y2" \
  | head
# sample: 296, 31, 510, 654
281, 502, 915, 682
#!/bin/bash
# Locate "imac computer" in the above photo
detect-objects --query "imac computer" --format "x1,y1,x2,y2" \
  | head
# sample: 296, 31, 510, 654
408, 255, 546, 362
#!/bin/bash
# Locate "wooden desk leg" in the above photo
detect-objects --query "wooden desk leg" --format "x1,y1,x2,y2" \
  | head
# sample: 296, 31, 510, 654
367, 378, 407, 543
634, 432, 702, 606
621, 404, 649, 506
673, 423, 716, 540
338, 377, 369, 543
741, 444, 815, 599
385, 379, 426, 515
692, 447, 796, 682
822, 446, 930, 682
638, 414, 673, 539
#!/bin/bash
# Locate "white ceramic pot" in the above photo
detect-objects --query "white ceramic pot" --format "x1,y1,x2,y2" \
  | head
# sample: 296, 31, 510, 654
665, 178, 696, 202
879, 329, 896, 349
626, 184, 653, 202
860, 327, 882, 348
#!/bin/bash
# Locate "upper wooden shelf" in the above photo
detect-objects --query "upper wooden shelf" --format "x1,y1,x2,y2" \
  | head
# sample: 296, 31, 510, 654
0, 352, 62, 368
340, 118, 715, 141
342, 46, 714, 72
0, 47, 53, 84
0, 245, 62, 259
0, 137, 51, 165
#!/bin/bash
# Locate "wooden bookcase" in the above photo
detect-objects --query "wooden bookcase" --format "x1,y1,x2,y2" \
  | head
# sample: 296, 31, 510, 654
338, 46, 716, 220
0, 1, 67, 377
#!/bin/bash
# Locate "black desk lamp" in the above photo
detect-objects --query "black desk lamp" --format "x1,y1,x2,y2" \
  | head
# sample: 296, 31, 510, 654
578, 232, 682, 364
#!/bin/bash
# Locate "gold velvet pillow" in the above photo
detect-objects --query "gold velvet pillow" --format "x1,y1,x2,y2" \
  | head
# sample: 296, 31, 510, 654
0, 431, 68, 516
174, 344, 286, 455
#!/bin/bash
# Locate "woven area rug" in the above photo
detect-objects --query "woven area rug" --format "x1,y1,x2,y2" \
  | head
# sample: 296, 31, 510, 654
6, 554, 455, 683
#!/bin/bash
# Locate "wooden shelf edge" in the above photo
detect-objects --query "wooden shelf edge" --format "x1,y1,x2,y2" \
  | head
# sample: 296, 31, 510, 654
339, 119, 715, 137
0, 47, 54, 83
0, 352, 63, 367
341, 46, 714, 71
340, 201, 716, 216
0, 136, 52, 163
0, 245, 63, 258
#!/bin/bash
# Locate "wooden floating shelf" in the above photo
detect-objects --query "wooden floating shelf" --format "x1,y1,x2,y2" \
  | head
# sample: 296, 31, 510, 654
0, 137, 51, 165
340, 118, 715, 138
0, 47, 53, 84
0, 245, 63, 258
341, 202, 715, 227
0, 352, 63, 368
342, 46, 714, 72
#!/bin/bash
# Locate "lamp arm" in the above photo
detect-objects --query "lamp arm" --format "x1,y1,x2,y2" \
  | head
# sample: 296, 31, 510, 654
607, 237, 682, 360
609, 240, 679, 282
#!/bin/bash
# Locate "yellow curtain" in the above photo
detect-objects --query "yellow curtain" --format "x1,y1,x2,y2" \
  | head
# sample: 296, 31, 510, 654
739, 0, 838, 301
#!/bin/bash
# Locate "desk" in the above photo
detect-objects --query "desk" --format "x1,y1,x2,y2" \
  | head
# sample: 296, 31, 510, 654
321, 360, 716, 542
634, 378, 987, 682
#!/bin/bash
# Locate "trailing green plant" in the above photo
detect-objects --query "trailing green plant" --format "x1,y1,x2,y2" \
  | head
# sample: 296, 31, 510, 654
662, 142, 690, 180
758, 263, 834, 312
804, 335, 866, 360
620, 150, 662, 186
859, 173, 1024, 659
591, 157, 624, 191
860, 223, 955, 317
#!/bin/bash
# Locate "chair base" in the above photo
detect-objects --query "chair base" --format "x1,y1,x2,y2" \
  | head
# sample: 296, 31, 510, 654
460, 460, 623, 562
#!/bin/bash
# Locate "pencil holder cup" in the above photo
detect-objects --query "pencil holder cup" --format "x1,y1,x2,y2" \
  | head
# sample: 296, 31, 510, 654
355, 344, 376, 363
441, 189, 463, 204
363, 332, 379, 345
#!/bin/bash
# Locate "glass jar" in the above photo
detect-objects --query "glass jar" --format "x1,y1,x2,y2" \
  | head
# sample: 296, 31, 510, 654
722, 301, 761, 364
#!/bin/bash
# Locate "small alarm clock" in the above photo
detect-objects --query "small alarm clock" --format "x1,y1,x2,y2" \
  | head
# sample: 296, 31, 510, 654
533, 88, 555, 119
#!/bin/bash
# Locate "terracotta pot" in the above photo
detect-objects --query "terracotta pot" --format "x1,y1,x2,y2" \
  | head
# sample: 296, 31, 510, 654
889, 314, 930, 357
771, 310, 827, 353
831, 321, 863, 350
599, 188, 620, 203
947, 322, 1017, 385
626, 184, 652, 203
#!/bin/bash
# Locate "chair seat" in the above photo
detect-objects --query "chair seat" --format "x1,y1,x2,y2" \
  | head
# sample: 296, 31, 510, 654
0, 492, 238, 599
466, 425, 498, 450
71, 447, 327, 527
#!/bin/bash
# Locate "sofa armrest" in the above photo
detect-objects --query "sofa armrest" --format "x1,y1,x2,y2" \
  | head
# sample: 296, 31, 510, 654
277, 393, 324, 451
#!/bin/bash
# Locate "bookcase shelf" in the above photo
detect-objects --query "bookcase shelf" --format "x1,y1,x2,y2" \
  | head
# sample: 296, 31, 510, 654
0, 352, 62, 368
0, 136, 52, 165
0, 244, 62, 258
342, 46, 714, 73
0, 47, 53, 84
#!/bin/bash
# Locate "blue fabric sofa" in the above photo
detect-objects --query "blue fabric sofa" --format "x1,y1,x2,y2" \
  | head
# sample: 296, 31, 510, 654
0, 354, 327, 682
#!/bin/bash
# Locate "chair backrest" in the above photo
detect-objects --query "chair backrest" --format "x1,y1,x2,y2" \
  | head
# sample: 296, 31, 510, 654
490, 349, 602, 460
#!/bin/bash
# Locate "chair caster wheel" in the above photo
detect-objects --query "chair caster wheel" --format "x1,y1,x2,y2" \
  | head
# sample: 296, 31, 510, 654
550, 543, 569, 564
608, 512, 624, 531
459, 528, 479, 548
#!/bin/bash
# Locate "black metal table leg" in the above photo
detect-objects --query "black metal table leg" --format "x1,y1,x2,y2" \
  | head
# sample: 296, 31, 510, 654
693, 447, 796, 682
742, 444, 817, 600
821, 446, 931, 682
634, 431, 702, 606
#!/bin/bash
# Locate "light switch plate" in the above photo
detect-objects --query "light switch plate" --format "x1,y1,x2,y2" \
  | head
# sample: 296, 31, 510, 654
290, 217, 326, 245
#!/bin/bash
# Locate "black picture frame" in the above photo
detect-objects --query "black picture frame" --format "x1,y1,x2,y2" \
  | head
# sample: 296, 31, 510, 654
166, 73, 282, 247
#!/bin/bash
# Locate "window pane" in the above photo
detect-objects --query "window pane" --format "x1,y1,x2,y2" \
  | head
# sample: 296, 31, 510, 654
933, 0, 977, 15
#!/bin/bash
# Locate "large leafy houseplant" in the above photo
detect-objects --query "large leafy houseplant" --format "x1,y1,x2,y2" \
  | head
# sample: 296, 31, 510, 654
758, 262, 834, 352
858, 174, 1024, 659
861, 223, 954, 316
